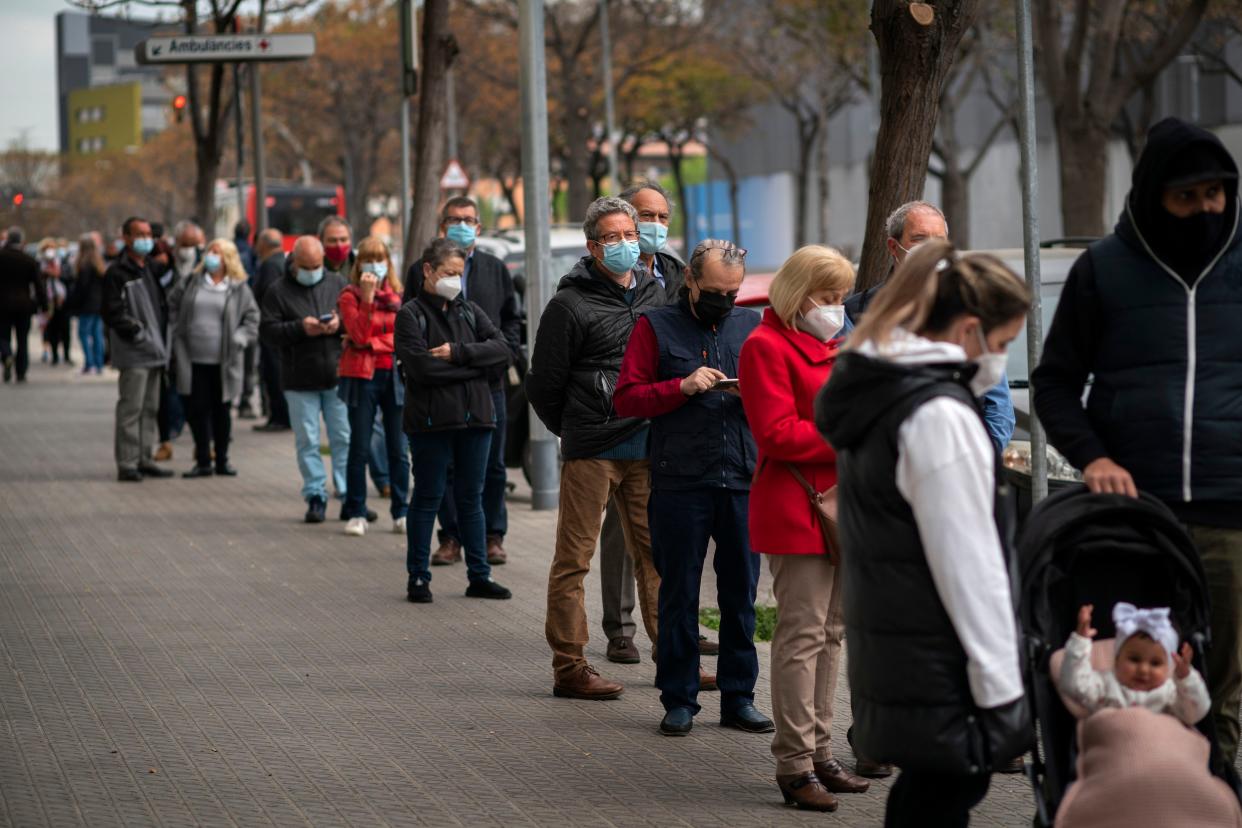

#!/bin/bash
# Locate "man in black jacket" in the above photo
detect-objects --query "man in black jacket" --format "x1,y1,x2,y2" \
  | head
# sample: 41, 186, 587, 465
259, 235, 351, 523
251, 229, 290, 432
0, 227, 44, 383
1033, 117, 1242, 761
404, 196, 521, 567
527, 196, 664, 701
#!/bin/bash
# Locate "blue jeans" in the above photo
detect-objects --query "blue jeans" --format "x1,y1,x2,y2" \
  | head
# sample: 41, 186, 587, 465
343, 370, 408, 519
284, 387, 351, 502
436, 388, 509, 541
407, 428, 493, 585
651, 488, 760, 715
77, 313, 105, 370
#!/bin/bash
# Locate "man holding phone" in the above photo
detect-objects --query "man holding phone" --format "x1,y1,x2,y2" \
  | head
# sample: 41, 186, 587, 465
259, 235, 351, 523
613, 239, 771, 736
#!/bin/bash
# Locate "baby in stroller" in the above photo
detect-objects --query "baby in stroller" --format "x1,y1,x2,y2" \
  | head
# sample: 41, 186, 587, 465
1060, 601, 1209, 726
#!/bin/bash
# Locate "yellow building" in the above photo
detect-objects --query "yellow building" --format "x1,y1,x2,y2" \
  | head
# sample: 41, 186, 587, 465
67, 82, 142, 156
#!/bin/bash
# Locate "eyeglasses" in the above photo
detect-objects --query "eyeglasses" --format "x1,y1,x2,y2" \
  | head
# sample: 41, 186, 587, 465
443, 216, 478, 226
595, 231, 640, 245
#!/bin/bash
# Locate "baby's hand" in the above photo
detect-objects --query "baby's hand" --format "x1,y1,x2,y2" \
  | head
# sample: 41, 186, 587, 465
1076, 604, 1097, 639
1173, 642, 1193, 680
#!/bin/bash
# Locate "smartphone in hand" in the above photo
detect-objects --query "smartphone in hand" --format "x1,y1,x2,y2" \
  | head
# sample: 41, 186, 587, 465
712, 378, 740, 391
318, 313, 335, 325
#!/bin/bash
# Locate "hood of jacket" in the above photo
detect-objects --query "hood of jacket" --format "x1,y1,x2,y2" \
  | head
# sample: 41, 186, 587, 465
817, 330, 976, 452
1118, 117, 1240, 282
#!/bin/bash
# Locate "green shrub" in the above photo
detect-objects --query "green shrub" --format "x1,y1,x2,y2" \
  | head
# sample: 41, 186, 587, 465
699, 605, 778, 642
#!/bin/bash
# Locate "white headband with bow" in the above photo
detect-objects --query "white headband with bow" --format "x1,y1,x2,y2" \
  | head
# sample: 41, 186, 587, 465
1113, 602, 1179, 659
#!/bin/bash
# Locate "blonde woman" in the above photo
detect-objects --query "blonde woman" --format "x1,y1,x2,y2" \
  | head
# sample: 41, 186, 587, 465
737, 246, 868, 812
169, 238, 259, 478
816, 241, 1032, 826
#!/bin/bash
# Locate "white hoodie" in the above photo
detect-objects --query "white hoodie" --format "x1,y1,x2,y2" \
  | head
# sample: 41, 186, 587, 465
857, 329, 1024, 709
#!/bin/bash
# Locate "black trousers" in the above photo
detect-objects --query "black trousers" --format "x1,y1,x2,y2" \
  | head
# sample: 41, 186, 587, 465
885, 769, 991, 828
258, 343, 289, 426
187, 362, 232, 468
0, 312, 32, 379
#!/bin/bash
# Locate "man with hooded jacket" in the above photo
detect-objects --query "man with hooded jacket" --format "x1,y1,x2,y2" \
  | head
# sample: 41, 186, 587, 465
1033, 117, 1242, 761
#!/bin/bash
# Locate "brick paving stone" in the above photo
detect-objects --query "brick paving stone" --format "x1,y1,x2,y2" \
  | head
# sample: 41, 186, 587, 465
0, 357, 1110, 826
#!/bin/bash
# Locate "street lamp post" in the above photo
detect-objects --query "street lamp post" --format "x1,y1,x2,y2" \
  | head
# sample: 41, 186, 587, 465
599, 0, 620, 193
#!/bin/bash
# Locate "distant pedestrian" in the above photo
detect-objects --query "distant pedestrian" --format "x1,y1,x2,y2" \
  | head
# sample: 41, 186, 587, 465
0, 227, 43, 383
319, 216, 354, 280
168, 238, 259, 479
153, 235, 185, 463
738, 246, 869, 812
395, 238, 512, 603
38, 239, 72, 366
337, 237, 409, 537
73, 233, 107, 374
818, 241, 1031, 826
251, 229, 291, 432
259, 236, 351, 522
171, 221, 205, 285
235, 220, 259, 419
102, 217, 175, 482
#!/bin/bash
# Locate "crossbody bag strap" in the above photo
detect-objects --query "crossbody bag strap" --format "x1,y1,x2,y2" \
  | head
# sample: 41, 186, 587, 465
784, 462, 819, 498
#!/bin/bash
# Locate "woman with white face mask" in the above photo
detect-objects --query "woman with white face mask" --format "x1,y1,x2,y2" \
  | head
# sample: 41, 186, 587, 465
815, 241, 1032, 827
737, 245, 870, 812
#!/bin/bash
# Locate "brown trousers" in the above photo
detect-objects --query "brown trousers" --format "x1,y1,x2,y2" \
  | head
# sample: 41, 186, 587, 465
768, 552, 845, 776
546, 458, 660, 681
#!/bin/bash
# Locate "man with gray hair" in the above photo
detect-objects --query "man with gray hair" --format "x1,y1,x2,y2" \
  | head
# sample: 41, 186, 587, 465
171, 220, 205, 284
527, 196, 665, 701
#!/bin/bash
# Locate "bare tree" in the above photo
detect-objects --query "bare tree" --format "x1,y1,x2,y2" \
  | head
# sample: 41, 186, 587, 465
406, 0, 457, 264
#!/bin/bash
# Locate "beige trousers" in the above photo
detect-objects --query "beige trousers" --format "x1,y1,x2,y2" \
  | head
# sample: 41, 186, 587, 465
768, 553, 845, 776
545, 458, 660, 681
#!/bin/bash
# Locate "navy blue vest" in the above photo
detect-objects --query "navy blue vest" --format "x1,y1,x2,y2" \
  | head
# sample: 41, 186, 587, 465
644, 303, 760, 491
1086, 212, 1242, 504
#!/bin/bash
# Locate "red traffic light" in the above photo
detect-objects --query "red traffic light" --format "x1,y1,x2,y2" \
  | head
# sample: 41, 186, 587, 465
172, 94, 187, 110
12, 193, 23, 207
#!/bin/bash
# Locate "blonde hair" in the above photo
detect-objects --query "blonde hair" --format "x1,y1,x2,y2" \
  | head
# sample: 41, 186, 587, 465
768, 245, 856, 327
204, 238, 247, 282
849, 240, 1031, 348
350, 236, 403, 294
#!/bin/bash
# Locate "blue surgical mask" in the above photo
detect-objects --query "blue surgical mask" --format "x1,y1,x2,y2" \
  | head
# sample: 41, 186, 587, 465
599, 239, 640, 275
295, 267, 324, 286
638, 222, 668, 255
203, 253, 222, 273
131, 237, 154, 256
446, 223, 476, 249
361, 261, 389, 279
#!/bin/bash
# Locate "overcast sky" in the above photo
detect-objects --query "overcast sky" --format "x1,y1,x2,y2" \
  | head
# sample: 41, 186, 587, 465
0, 0, 72, 151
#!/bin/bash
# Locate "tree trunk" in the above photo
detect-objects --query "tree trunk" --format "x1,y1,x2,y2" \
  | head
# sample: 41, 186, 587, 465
707, 145, 742, 247
668, 142, 690, 246
857, 0, 980, 291
562, 110, 593, 220
1055, 117, 1110, 238
794, 118, 818, 250
500, 176, 519, 223
940, 164, 969, 249
817, 124, 831, 245
406, 0, 457, 265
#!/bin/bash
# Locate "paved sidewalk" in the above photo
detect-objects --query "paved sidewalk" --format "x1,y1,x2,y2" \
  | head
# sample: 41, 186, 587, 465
0, 360, 1037, 826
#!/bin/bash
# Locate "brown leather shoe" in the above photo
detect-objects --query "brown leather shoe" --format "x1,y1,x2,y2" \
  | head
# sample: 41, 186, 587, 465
699, 668, 718, 692
606, 636, 640, 664
813, 757, 871, 793
698, 635, 719, 656
855, 756, 895, 779
777, 772, 838, 812
153, 442, 173, 462
486, 536, 507, 565
431, 538, 462, 566
553, 665, 624, 700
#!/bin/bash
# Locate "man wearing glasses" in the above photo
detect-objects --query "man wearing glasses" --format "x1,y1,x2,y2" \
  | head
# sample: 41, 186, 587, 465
404, 197, 522, 567
527, 196, 666, 700
613, 239, 772, 736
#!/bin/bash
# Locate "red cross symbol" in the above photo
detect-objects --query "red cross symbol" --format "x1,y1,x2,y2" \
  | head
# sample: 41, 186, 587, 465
259, 39, 270, 51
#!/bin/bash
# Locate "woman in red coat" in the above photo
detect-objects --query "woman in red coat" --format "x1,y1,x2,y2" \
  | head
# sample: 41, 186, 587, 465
738, 245, 868, 813
337, 236, 408, 537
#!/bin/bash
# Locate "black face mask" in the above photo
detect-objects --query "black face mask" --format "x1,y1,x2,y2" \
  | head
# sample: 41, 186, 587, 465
682, 285, 735, 325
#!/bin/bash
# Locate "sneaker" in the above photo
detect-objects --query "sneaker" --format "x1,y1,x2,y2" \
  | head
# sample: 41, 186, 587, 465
304, 496, 327, 524
339, 507, 378, 523
393, 516, 407, 534
407, 578, 432, 603
465, 579, 512, 600
344, 517, 368, 536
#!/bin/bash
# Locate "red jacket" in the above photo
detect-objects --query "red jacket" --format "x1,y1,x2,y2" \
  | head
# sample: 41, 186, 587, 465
739, 307, 840, 555
337, 284, 400, 379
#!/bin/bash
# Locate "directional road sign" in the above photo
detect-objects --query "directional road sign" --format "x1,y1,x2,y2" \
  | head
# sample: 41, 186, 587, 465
135, 33, 315, 65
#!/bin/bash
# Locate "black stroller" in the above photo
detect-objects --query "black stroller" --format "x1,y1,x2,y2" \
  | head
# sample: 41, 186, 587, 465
1016, 484, 1242, 825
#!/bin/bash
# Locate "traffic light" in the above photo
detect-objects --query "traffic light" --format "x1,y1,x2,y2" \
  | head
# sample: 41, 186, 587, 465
11, 193, 23, 207
172, 94, 187, 123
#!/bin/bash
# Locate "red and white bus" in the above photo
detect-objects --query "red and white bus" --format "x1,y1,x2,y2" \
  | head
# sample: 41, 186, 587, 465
215, 182, 346, 252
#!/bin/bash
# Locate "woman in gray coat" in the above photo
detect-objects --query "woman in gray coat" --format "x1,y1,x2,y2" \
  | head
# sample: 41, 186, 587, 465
169, 238, 259, 478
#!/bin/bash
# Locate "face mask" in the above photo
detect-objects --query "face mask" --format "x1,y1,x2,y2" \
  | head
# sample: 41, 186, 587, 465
445, 223, 476, 249
799, 299, 845, 341
433, 275, 462, 301
361, 261, 389, 280
689, 286, 735, 325
598, 239, 640, 275
58, 247, 67, 258
970, 325, 1008, 396
295, 267, 324, 286
176, 247, 198, 266
115, 239, 125, 252
42, 249, 56, 260
203, 253, 222, 273
324, 243, 351, 266
638, 222, 668, 255
131, 237, 154, 256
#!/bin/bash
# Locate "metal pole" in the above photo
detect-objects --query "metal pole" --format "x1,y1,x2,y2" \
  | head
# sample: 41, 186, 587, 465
519, 0, 559, 510
446, 65, 459, 161
1014, 0, 1047, 501
233, 63, 245, 223
401, 98, 412, 251
400, 0, 417, 255
249, 1, 268, 234
599, 0, 620, 193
